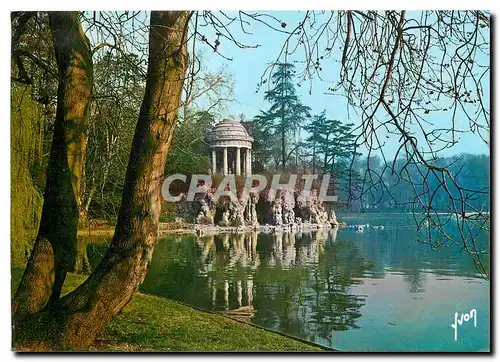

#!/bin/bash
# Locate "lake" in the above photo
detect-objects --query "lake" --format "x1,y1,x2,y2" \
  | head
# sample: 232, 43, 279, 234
85, 214, 490, 352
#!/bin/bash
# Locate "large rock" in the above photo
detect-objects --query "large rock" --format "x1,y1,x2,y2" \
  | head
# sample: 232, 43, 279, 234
196, 197, 215, 225
296, 189, 329, 225
258, 188, 296, 227
270, 198, 283, 226
243, 192, 259, 228
218, 199, 245, 227
328, 209, 339, 227
281, 188, 296, 225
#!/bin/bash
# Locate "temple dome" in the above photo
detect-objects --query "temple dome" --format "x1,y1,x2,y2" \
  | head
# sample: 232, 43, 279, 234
207, 119, 254, 148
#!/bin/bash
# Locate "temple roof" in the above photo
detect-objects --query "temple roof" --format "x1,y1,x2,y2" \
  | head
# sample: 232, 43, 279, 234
207, 119, 254, 146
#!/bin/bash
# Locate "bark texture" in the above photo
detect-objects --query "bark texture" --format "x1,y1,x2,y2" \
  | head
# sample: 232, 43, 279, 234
13, 11, 189, 350
13, 11, 93, 317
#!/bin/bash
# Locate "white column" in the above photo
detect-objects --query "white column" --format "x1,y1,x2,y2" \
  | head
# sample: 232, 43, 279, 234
244, 148, 248, 175
247, 279, 253, 307
246, 148, 252, 175
212, 283, 217, 307
224, 280, 229, 309
223, 147, 228, 175
236, 147, 241, 176
237, 280, 242, 307
212, 148, 217, 174
242, 149, 246, 175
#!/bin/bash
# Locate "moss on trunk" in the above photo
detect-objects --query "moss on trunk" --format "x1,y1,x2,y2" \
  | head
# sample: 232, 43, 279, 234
13, 11, 190, 350
13, 11, 93, 319
10, 84, 45, 265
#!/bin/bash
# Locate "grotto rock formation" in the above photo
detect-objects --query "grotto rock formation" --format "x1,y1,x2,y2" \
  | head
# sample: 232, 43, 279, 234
295, 189, 330, 226
170, 183, 338, 231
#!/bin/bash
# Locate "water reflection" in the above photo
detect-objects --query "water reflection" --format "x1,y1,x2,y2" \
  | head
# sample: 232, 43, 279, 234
139, 229, 371, 343
198, 233, 257, 317
84, 215, 490, 351
252, 229, 369, 342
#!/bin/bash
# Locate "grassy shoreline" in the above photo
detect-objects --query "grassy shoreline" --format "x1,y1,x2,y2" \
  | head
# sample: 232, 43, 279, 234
11, 267, 323, 352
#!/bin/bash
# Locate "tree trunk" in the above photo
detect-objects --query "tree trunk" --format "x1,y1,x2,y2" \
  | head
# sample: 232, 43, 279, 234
81, 176, 98, 224
323, 135, 329, 170
73, 237, 91, 274
312, 142, 316, 174
13, 11, 92, 317
281, 123, 286, 171
13, 11, 189, 351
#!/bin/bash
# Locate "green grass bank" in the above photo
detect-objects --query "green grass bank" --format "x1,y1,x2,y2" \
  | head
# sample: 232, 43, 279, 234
11, 267, 323, 352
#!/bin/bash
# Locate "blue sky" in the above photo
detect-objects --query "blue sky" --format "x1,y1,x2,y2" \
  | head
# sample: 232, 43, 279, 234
85, 11, 490, 159
198, 11, 490, 159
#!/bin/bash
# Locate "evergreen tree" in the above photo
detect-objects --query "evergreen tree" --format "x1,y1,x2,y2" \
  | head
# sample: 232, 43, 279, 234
305, 110, 357, 175
303, 111, 325, 174
255, 63, 311, 171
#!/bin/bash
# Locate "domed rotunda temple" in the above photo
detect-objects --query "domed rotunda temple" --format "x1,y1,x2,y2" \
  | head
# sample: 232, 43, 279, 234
207, 119, 253, 176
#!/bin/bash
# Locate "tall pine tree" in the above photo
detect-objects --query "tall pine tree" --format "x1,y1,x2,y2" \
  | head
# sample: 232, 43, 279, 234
255, 63, 311, 171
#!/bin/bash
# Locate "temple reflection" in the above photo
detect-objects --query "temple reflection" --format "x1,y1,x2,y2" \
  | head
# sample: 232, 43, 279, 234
190, 228, 367, 337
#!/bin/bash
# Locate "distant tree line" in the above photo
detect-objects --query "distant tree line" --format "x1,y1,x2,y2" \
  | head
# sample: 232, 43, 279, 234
348, 153, 489, 214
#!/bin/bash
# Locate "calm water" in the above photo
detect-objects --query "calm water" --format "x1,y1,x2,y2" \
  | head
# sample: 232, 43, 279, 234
85, 214, 490, 351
